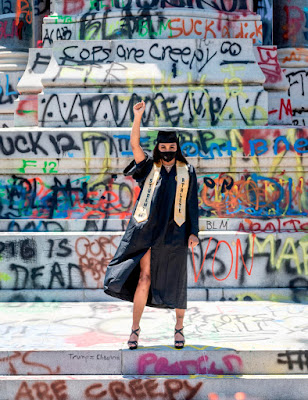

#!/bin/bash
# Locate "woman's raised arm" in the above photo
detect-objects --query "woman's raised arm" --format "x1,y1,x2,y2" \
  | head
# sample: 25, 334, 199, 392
130, 100, 146, 164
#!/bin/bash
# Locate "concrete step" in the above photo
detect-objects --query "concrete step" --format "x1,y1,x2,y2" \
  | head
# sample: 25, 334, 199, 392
14, 43, 292, 127
0, 127, 306, 172
0, 170, 307, 219
43, 39, 264, 87
35, 39, 268, 128
1, 287, 307, 303
37, 88, 268, 128
42, 14, 262, 45
0, 301, 308, 376
0, 218, 308, 233
0, 169, 307, 218
0, 374, 308, 400
51, 0, 255, 15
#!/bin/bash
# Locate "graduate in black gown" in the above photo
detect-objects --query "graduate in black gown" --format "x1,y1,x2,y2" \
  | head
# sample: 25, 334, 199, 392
104, 100, 199, 349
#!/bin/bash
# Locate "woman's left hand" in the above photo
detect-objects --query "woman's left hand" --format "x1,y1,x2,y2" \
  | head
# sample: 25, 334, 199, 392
188, 234, 199, 249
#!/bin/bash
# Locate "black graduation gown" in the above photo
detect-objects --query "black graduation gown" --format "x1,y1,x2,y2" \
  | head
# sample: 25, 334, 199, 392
103, 152, 199, 309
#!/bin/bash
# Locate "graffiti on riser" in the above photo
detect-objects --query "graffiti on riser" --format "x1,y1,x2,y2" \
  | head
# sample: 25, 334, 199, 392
0, 232, 307, 289
1, 371, 302, 399
38, 91, 268, 128
1, 218, 308, 234
49, 39, 261, 79
0, 128, 306, 159
42, 15, 262, 45
0, 170, 306, 219
54, 0, 254, 14
0, 219, 130, 233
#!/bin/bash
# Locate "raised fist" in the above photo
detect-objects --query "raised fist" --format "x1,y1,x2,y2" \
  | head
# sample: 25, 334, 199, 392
133, 100, 145, 117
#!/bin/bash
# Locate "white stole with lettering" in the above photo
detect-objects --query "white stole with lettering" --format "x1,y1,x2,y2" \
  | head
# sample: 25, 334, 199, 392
134, 160, 190, 226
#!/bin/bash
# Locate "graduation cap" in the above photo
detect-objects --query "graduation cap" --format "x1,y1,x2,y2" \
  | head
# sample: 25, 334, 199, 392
156, 130, 179, 144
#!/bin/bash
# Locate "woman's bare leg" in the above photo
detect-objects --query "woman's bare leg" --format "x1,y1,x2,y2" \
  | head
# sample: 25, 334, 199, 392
128, 247, 151, 346
175, 309, 185, 345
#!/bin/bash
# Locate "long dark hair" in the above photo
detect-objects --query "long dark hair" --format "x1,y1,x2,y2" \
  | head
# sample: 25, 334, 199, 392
153, 131, 188, 164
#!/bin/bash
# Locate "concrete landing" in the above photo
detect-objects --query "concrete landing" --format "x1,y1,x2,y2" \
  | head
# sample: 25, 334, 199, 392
0, 375, 308, 400
0, 301, 307, 376
1, 287, 307, 303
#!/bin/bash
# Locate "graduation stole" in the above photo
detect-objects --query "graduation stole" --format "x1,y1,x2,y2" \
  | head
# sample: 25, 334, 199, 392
134, 160, 190, 226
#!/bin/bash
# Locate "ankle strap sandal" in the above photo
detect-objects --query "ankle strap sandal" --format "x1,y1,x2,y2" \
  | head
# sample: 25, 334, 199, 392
127, 327, 141, 350
174, 327, 185, 349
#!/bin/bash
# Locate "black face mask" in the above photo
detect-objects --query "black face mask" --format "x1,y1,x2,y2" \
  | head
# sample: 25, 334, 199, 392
158, 150, 176, 162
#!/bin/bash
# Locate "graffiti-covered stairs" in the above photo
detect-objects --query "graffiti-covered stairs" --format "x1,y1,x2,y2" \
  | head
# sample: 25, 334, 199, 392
1, 0, 308, 398
1, 300, 308, 399
0, 124, 308, 399
0, 127, 308, 303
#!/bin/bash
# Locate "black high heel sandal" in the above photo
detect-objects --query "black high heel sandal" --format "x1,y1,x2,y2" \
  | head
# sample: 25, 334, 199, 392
127, 327, 141, 350
174, 327, 185, 349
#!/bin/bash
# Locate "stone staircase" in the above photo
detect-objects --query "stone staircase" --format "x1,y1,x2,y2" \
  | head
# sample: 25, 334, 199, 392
0, 0, 308, 398
0, 126, 308, 399
1, 301, 308, 399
